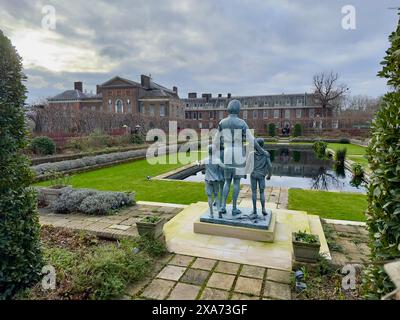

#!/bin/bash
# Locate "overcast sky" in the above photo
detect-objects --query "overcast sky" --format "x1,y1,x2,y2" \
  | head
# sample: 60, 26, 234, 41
0, 0, 398, 103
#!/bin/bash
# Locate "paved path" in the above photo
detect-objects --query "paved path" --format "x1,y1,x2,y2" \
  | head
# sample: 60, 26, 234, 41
123, 253, 292, 300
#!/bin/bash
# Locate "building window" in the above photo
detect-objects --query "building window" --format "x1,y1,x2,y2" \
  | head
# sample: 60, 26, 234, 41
297, 99, 303, 106
253, 110, 258, 119
263, 109, 268, 118
309, 108, 315, 118
116, 99, 123, 113
199, 122, 202, 129
243, 110, 248, 119
284, 109, 290, 119
286, 99, 291, 106
127, 99, 132, 113
160, 104, 166, 117
273, 109, 279, 119
254, 102, 258, 107
274, 101, 280, 107
199, 112, 202, 119
244, 101, 248, 107
220, 103, 224, 107
219, 111, 224, 119
296, 109, 302, 118
91, 106, 96, 111
149, 104, 155, 116
209, 111, 214, 119
108, 99, 112, 112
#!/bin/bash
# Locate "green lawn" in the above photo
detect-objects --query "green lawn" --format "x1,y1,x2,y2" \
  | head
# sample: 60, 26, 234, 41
36, 152, 211, 205
327, 143, 368, 169
288, 189, 367, 222
327, 143, 366, 155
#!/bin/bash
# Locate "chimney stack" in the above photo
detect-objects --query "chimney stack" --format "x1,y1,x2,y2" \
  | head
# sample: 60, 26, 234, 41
227, 93, 231, 99
218, 93, 222, 98
141, 74, 151, 88
74, 81, 83, 92
173, 86, 178, 94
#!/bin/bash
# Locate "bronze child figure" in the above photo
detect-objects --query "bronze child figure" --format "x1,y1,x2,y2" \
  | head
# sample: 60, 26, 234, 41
249, 138, 272, 217
201, 145, 225, 218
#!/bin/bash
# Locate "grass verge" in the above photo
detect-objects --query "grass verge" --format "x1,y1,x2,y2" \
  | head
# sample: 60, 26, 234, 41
288, 189, 367, 222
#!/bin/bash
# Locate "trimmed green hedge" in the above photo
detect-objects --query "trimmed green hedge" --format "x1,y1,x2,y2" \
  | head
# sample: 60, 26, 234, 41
0, 30, 43, 299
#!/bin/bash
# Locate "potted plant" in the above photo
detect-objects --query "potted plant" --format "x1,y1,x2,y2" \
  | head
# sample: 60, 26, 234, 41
292, 230, 321, 263
39, 171, 71, 205
136, 215, 165, 238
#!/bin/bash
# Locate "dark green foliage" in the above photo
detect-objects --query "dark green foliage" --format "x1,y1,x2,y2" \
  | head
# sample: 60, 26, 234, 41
293, 123, 302, 137
294, 230, 318, 244
0, 30, 43, 299
267, 123, 276, 137
130, 133, 144, 145
312, 141, 327, 159
334, 148, 347, 165
30, 136, 56, 155
141, 215, 161, 224
362, 91, 400, 299
74, 239, 152, 300
339, 138, 350, 144
378, 11, 400, 89
137, 236, 167, 257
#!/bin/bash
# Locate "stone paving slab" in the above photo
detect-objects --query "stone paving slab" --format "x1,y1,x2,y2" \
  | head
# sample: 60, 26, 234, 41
263, 280, 291, 300
157, 265, 186, 281
234, 277, 263, 296
240, 265, 266, 279
231, 293, 260, 300
215, 261, 240, 275
206, 272, 235, 291
168, 283, 201, 300
180, 269, 210, 286
191, 257, 217, 271
169, 254, 194, 267
141, 279, 176, 300
200, 288, 230, 300
266, 269, 292, 284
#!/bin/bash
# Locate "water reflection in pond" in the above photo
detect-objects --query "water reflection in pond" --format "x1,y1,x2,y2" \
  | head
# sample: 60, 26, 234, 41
182, 147, 366, 193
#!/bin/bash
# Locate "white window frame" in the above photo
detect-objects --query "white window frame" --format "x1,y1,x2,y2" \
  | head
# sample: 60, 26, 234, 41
273, 109, 279, 119
296, 109, 302, 118
115, 99, 124, 113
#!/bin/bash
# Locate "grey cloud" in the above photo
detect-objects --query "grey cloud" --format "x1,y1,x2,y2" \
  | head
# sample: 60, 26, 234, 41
0, 0, 397, 102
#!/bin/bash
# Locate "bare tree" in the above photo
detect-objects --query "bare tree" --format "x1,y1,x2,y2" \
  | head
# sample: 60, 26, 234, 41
313, 71, 349, 118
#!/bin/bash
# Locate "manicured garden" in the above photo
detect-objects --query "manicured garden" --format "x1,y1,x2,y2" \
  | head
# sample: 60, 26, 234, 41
288, 189, 367, 222
36, 152, 209, 205
327, 143, 368, 169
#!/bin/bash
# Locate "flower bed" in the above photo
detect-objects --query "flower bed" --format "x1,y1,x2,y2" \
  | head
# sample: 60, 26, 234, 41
37, 187, 135, 215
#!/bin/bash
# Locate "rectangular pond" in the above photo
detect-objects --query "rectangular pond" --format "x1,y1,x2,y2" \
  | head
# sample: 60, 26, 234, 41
166, 145, 366, 193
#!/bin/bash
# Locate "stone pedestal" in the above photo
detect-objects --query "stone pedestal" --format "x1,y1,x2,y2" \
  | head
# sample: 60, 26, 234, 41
194, 206, 276, 242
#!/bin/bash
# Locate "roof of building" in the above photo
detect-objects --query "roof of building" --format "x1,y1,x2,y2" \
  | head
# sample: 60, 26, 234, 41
48, 90, 101, 101
48, 75, 178, 102
139, 80, 178, 99
99, 76, 141, 88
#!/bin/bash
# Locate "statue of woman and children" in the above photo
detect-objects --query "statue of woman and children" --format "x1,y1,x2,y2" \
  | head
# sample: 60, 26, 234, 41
200, 99, 272, 220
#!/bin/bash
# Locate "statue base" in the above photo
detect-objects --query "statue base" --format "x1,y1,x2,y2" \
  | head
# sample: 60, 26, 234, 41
194, 206, 276, 242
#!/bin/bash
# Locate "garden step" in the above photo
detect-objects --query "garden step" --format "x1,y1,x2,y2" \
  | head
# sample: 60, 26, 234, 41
307, 214, 331, 260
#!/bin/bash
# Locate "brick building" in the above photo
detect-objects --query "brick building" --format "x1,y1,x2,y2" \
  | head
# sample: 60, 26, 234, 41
182, 92, 336, 134
48, 75, 184, 119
